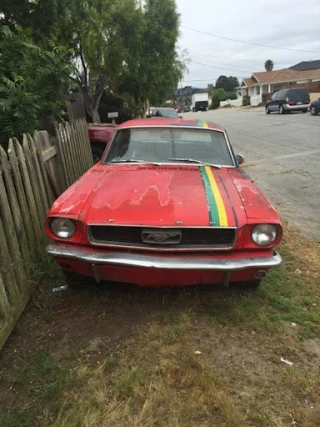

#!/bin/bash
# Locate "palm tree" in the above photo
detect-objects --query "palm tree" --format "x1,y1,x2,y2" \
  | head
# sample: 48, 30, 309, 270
264, 59, 274, 72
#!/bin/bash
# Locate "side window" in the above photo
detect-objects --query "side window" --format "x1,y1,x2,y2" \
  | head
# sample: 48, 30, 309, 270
271, 92, 279, 101
280, 90, 288, 100
276, 90, 284, 100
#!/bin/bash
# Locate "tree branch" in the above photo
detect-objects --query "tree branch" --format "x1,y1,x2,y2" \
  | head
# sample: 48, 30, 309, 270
79, 39, 88, 88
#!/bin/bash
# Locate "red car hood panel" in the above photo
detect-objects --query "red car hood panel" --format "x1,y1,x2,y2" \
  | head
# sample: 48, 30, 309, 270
77, 165, 248, 227
50, 165, 279, 227
226, 169, 279, 223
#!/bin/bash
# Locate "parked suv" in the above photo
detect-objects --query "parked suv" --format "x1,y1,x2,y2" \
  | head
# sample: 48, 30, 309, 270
265, 88, 310, 114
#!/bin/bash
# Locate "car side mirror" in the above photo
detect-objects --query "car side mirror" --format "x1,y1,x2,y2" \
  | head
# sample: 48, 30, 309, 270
236, 154, 244, 165
179, 115, 183, 118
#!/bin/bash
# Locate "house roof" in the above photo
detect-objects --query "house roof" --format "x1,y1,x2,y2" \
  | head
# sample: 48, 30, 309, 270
289, 60, 320, 71
241, 68, 320, 87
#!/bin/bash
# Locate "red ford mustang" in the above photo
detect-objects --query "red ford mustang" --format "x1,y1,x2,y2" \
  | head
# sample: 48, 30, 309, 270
46, 118, 282, 288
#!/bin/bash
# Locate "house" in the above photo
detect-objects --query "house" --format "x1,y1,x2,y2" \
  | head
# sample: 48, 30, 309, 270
238, 61, 320, 106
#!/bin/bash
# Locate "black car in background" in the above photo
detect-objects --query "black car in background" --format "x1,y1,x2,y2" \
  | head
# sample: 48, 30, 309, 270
194, 100, 209, 112
266, 88, 310, 114
310, 98, 320, 116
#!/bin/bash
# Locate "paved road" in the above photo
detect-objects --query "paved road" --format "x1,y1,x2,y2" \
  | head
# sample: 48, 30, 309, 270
185, 108, 320, 242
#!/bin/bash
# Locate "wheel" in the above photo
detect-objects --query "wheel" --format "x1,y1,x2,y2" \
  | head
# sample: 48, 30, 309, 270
91, 146, 105, 163
302, 110, 307, 113
265, 107, 270, 114
279, 105, 284, 114
310, 107, 317, 115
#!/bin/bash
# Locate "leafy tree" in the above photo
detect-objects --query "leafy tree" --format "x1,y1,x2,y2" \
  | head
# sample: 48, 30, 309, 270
67, 0, 143, 122
0, 26, 73, 147
264, 59, 274, 72
0, 0, 73, 45
142, 0, 185, 106
119, 0, 185, 113
215, 75, 239, 93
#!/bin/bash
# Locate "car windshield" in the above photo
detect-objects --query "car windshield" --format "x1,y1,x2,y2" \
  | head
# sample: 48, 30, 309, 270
151, 109, 179, 118
104, 127, 235, 166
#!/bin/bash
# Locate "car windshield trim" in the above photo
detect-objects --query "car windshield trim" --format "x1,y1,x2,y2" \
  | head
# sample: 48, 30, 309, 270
167, 158, 221, 168
109, 159, 163, 166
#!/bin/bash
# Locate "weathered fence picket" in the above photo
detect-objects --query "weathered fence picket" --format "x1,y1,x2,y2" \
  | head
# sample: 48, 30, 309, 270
0, 119, 94, 351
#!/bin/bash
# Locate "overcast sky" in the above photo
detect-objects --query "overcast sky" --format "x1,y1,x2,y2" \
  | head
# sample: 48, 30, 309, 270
176, 0, 320, 87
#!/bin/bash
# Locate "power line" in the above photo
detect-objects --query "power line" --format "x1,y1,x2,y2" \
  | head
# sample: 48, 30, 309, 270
190, 56, 261, 72
188, 50, 288, 65
192, 61, 250, 73
182, 26, 320, 53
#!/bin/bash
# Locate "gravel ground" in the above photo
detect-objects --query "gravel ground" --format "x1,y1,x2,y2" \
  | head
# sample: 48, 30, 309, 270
185, 107, 320, 242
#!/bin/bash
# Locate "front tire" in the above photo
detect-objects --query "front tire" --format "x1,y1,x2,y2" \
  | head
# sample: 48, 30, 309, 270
265, 107, 270, 114
310, 107, 316, 115
279, 105, 285, 115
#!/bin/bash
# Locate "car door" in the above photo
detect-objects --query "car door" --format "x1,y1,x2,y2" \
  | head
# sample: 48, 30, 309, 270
277, 90, 288, 111
268, 91, 279, 111
274, 90, 285, 111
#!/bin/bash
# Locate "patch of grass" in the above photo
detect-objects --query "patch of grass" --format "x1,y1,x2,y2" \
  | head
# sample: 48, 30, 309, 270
0, 348, 77, 425
151, 311, 169, 322
257, 413, 272, 425
205, 243, 320, 338
115, 366, 143, 398
165, 324, 186, 344
0, 407, 32, 427
100, 356, 118, 373
51, 321, 246, 427
2, 348, 71, 398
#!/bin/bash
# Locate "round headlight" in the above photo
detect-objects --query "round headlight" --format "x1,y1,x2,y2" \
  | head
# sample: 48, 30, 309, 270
50, 218, 75, 238
251, 224, 277, 247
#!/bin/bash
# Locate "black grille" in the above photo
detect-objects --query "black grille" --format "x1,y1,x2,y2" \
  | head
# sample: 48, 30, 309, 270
89, 226, 235, 249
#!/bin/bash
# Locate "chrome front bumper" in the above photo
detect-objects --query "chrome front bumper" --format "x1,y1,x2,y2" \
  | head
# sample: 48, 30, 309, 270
46, 245, 282, 271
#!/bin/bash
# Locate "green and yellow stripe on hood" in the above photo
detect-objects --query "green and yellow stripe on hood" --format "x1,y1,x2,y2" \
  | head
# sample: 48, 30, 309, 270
200, 165, 228, 226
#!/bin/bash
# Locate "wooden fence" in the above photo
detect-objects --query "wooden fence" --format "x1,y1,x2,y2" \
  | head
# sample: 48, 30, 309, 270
0, 119, 93, 351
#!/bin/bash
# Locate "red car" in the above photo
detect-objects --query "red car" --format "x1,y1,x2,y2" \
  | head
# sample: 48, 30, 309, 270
46, 118, 282, 288
88, 123, 117, 162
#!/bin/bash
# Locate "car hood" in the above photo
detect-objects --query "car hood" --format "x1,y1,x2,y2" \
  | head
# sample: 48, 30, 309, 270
50, 165, 279, 227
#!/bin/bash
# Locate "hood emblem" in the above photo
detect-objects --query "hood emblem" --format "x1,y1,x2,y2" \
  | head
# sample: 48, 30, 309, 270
142, 229, 182, 245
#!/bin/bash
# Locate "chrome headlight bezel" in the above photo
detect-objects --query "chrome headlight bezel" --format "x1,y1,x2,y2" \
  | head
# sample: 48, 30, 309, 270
251, 224, 278, 247
50, 218, 75, 239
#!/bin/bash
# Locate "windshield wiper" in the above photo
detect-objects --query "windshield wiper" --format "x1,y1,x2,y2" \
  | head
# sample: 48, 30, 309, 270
167, 158, 221, 168
109, 159, 162, 166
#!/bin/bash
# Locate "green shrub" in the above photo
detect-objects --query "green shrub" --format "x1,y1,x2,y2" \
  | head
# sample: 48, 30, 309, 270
242, 96, 250, 106
210, 88, 238, 109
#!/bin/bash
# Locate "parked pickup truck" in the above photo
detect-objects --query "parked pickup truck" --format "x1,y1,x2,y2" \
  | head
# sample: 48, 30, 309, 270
88, 123, 117, 162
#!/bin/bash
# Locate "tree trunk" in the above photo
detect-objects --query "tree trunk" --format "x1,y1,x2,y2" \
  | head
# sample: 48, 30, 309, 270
90, 107, 101, 123
81, 86, 101, 123
78, 72, 108, 123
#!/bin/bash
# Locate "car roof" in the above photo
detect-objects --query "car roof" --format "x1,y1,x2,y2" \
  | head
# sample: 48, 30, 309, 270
117, 118, 225, 132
